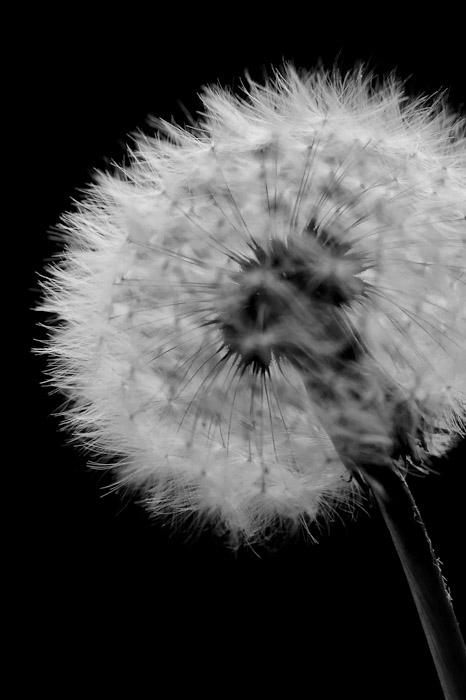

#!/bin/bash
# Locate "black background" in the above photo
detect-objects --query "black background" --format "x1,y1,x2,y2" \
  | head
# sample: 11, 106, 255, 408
22, 11, 465, 699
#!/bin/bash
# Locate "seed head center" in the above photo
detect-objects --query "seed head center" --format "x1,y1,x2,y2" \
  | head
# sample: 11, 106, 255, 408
218, 229, 366, 372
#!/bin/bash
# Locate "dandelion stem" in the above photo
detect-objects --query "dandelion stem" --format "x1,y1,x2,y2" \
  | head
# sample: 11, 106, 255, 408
360, 464, 466, 700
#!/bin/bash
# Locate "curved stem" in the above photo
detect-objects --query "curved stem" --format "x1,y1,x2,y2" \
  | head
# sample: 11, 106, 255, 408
360, 465, 466, 700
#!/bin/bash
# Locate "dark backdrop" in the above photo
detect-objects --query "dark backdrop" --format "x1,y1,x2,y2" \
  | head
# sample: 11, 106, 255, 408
22, 11, 465, 699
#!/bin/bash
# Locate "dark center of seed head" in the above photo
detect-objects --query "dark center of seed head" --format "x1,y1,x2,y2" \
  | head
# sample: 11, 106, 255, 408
219, 228, 366, 372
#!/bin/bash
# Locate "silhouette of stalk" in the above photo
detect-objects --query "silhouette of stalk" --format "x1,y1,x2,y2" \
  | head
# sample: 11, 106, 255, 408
363, 465, 466, 700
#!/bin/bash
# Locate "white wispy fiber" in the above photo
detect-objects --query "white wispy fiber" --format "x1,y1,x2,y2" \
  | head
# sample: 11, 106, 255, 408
39, 66, 466, 545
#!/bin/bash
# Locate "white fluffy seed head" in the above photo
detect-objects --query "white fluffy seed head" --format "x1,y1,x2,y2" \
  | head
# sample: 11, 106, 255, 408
39, 65, 466, 546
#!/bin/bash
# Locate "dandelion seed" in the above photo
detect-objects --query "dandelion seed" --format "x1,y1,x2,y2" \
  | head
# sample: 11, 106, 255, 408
38, 65, 466, 548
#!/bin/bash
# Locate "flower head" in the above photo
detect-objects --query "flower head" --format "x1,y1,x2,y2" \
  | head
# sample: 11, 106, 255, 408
40, 66, 466, 545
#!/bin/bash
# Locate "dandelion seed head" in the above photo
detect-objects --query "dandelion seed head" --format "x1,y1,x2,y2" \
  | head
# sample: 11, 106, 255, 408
39, 65, 466, 545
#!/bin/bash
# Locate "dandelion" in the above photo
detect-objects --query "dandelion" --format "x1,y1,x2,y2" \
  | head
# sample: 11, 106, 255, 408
39, 65, 465, 538
39, 65, 466, 696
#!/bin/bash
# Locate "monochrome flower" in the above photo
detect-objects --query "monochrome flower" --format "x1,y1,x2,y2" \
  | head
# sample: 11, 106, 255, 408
40, 66, 466, 544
